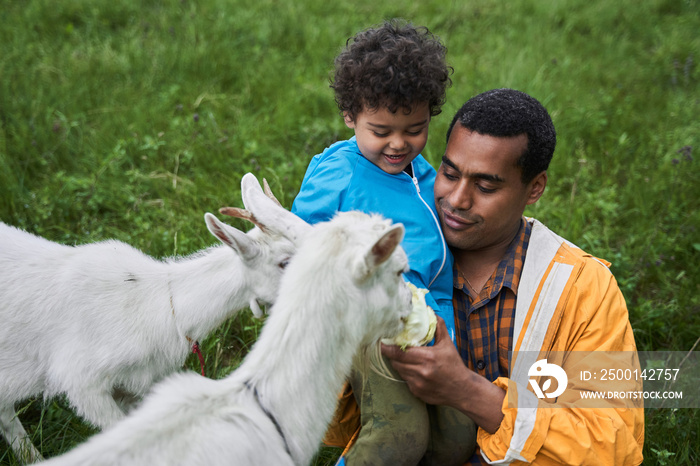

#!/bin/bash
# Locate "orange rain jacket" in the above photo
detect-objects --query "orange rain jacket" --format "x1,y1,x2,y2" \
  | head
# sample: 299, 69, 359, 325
477, 219, 644, 465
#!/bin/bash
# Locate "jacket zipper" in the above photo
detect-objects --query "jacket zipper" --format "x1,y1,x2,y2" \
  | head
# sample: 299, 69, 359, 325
406, 162, 448, 288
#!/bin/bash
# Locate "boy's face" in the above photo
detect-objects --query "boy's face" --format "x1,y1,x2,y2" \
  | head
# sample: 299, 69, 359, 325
344, 103, 431, 175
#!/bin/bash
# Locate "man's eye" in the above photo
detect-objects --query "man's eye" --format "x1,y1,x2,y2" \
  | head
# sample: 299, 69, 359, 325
477, 185, 496, 194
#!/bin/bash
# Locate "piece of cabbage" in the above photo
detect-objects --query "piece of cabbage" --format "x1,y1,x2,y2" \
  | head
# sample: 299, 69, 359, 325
386, 283, 437, 350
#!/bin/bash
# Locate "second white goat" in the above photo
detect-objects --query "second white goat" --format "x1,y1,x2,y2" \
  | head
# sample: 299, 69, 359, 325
0, 173, 310, 463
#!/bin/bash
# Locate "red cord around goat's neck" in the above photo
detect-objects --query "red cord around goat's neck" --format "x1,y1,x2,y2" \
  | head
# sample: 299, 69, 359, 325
171, 287, 205, 377
185, 336, 205, 376
192, 341, 205, 376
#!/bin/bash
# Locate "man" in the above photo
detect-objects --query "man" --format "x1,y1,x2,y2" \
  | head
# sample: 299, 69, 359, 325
382, 88, 644, 465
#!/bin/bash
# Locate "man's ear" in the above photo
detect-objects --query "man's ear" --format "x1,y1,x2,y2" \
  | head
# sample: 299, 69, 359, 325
343, 111, 355, 129
526, 171, 547, 205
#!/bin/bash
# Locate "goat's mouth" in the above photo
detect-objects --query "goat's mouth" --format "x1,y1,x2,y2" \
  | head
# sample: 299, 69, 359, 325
249, 298, 271, 319
380, 316, 407, 342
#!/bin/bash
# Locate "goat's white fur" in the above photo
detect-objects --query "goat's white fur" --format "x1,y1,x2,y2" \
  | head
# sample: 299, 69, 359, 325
40, 211, 412, 466
0, 174, 310, 463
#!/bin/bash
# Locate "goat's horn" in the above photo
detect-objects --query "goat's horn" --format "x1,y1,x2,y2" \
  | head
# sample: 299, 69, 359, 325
262, 178, 283, 207
218, 207, 269, 233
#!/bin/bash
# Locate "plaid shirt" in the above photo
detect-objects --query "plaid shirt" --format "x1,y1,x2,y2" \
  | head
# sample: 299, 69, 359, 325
453, 217, 532, 465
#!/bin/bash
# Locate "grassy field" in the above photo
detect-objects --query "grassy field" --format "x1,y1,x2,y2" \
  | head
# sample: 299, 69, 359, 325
1, 0, 698, 464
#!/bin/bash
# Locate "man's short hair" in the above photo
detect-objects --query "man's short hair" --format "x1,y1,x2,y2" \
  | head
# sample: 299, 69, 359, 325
447, 88, 556, 183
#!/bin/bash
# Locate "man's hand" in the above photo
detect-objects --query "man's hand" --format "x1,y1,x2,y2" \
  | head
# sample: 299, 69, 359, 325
381, 317, 506, 433
381, 316, 468, 405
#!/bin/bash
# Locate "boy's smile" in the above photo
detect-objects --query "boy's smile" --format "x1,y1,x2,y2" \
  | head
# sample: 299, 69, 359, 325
344, 103, 431, 175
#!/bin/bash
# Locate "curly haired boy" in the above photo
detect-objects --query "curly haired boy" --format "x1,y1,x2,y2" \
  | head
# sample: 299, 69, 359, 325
292, 19, 476, 465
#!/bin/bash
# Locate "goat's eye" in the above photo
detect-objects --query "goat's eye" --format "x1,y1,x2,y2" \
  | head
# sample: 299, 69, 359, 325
279, 259, 290, 269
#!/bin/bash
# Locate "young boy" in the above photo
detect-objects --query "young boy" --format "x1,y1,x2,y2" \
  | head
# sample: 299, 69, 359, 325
291, 20, 476, 465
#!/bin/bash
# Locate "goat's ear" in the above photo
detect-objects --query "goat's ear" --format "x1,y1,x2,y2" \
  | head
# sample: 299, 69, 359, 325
353, 224, 405, 283
204, 213, 260, 261
240, 173, 311, 245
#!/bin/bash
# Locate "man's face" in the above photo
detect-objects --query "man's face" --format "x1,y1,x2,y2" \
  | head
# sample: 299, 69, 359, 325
434, 125, 546, 254
344, 103, 431, 175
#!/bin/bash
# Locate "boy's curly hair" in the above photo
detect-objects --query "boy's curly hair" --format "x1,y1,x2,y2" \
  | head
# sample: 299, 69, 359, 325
331, 19, 452, 121
447, 88, 557, 184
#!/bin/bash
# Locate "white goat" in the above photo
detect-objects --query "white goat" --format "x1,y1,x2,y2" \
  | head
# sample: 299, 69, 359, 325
0, 173, 310, 464
40, 211, 412, 466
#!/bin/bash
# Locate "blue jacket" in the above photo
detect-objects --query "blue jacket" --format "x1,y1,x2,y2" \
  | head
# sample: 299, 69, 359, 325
291, 137, 455, 341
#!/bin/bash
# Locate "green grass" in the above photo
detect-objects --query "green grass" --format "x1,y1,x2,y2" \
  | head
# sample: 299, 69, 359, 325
1, 0, 698, 464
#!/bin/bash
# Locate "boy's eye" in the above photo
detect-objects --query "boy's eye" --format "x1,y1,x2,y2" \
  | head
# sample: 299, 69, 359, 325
406, 130, 423, 136
373, 131, 390, 137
